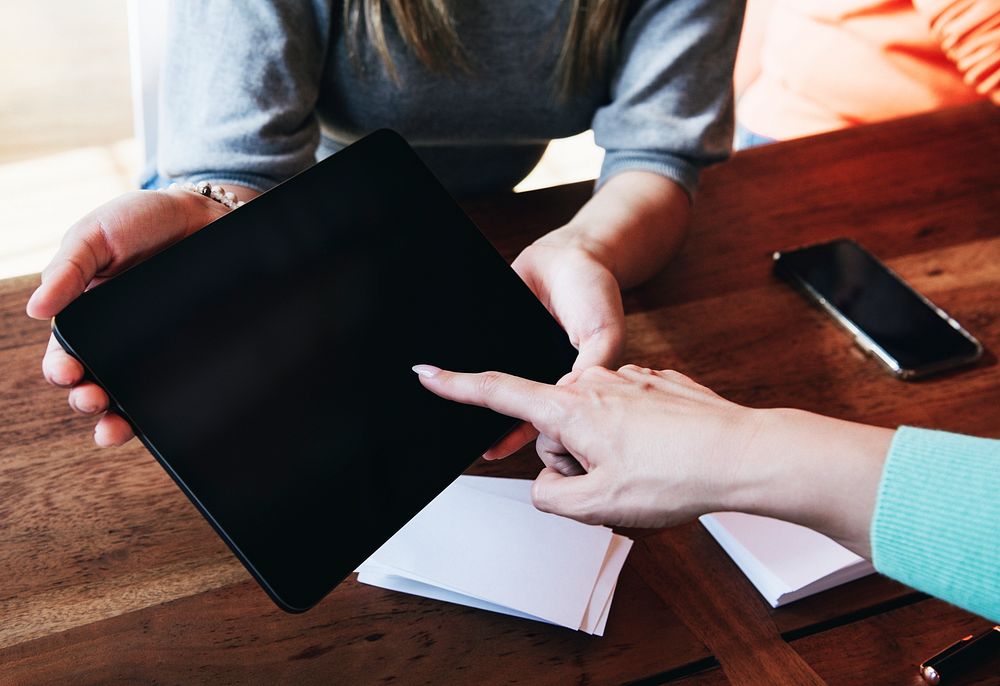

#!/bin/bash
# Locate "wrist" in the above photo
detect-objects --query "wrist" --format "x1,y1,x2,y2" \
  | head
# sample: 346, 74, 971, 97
158, 181, 260, 234
160, 186, 226, 219
556, 172, 689, 288
727, 408, 895, 557
533, 223, 620, 276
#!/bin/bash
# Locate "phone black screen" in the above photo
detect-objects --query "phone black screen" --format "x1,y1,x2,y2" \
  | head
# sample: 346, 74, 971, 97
53, 130, 577, 611
774, 239, 980, 375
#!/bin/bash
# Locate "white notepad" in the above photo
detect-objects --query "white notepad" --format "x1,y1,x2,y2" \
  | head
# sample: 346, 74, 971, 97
700, 512, 874, 607
357, 476, 632, 635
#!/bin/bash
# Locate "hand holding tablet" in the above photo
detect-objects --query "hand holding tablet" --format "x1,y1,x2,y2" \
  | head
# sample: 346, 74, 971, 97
36, 131, 578, 611
26, 184, 242, 446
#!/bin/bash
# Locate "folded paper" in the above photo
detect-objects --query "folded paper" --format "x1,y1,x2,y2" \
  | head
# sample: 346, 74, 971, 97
358, 476, 632, 635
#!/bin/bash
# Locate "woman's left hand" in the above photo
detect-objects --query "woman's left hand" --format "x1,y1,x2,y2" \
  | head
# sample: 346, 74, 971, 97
484, 229, 626, 459
515, 231, 627, 372
485, 171, 692, 462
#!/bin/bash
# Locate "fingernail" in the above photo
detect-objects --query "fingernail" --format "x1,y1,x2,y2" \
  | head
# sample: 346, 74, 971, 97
94, 425, 119, 448
77, 400, 99, 414
412, 365, 441, 379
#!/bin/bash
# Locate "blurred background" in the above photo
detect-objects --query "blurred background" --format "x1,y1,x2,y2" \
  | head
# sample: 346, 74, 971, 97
0, 2, 136, 279
0, 1, 604, 281
5, 0, 989, 281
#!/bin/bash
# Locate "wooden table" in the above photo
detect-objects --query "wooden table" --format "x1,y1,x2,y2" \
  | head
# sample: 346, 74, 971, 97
2, 103, 998, 685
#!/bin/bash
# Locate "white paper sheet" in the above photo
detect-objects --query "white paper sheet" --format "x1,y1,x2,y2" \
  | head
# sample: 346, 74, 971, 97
359, 533, 631, 636
459, 475, 633, 634
357, 476, 632, 634
357, 569, 548, 624
459, 474, 534, 501
583, 533, 632, 635
700, 512, 874, 607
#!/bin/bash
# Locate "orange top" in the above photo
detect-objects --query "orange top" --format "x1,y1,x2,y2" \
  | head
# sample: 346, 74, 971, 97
738, 0, 1000, 139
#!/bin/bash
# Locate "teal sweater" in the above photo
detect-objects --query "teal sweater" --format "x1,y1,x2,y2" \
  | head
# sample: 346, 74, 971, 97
872, 427, 1000, 622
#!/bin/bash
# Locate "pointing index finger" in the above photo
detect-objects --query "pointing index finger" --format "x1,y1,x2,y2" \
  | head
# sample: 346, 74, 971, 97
413, 365, 567, 437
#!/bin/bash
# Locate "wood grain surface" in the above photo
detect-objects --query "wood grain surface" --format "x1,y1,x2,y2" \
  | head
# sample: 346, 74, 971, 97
1, 103, 998, 684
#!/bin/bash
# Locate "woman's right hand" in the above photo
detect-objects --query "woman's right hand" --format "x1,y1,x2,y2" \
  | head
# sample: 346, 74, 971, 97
25, 188, 233, 446
414, 364, 766, 528
414, 363, 894, 557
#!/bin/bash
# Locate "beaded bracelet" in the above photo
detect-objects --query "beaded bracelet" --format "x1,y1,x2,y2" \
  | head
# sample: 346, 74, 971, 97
168, 180, 245, 210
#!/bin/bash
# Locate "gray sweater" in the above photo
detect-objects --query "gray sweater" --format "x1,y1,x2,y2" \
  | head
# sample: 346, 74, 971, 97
157, 0, 743, 197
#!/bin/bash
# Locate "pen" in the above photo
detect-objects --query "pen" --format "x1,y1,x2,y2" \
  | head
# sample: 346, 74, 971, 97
920, 625, 1000, 684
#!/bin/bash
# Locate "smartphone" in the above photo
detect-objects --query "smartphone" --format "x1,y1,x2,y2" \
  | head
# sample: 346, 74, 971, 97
773, 238, 982, 379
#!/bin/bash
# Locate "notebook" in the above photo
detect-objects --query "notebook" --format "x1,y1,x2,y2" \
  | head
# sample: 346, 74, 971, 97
701, 512, 874, 607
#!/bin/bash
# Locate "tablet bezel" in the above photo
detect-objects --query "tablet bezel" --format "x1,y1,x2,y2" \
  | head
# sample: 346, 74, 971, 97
51, 130, 577, 612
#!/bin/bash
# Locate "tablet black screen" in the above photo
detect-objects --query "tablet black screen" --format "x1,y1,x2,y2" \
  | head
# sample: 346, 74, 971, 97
54, 130, 577, 611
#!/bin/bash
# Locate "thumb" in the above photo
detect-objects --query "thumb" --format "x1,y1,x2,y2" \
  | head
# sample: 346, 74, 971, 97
531, 467, 602, 525
571, 316, 625, 372
26, 190, 218, 320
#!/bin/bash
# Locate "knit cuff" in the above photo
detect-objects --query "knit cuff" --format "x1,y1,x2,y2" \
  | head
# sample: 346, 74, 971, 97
871, 426, 1000, 621
596, 150, 699, 199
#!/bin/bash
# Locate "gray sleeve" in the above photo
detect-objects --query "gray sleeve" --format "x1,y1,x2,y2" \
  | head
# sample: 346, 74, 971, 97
157, 0, 333, 191
592, 0, 745, 196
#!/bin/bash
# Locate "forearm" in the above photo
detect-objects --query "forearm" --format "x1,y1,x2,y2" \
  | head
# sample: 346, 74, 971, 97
728, 408, 895, 558
538, 171, 690, 289
719, 414, 1000, 621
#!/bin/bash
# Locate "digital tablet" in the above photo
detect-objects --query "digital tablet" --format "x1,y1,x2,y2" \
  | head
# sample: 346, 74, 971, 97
53, 130, 577, 612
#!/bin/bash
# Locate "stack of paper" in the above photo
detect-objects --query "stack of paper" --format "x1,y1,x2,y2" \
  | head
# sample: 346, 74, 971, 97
357, 475, 632, 635
700, 512, 874, 607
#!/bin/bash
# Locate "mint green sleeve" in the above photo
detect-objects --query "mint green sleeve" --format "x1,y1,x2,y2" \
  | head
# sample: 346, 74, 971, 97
871, 426, 1000, 622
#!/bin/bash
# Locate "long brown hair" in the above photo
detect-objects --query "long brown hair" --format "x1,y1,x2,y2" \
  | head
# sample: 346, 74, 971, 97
343, 0, 631, 96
